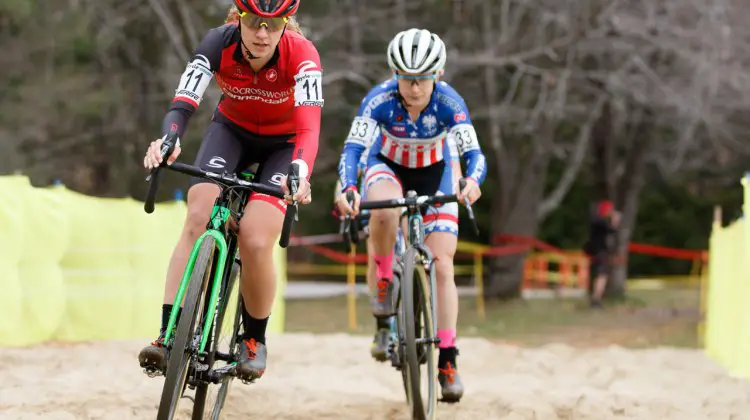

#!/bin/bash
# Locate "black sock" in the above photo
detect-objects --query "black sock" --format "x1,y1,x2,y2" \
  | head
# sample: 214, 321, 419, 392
161, 304, 181, 334
438, 347, 458, 369
241, 305, 269, 344
376, 316, 389, 330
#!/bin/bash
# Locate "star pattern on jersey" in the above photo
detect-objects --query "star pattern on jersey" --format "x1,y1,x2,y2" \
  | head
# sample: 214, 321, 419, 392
426, 224, 459, 235
339, 80, 487, 185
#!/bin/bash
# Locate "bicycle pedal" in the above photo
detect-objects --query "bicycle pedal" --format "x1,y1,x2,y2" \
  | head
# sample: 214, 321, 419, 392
207, 365, 237, 383
192, 361, 209, 372
143, 367, 163, 378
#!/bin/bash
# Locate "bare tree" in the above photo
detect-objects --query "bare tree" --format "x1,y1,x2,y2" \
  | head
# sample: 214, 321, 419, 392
429, 0, 750, 298
5, 0, 750, 292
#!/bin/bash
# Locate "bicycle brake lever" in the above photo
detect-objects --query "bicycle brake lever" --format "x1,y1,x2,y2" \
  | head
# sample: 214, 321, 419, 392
287, 167, 300, 221
458, 178, 480, 236
145, 128, 179, 183
344, 189, 359, 246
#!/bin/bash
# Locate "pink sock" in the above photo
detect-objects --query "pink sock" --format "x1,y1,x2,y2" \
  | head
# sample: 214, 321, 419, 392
374, 251, 394, 281
437, 329, 456, 349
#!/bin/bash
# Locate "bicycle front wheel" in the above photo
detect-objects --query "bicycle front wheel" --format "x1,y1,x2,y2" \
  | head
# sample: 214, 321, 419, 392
201, 261, 242, 420
157, 237, 216, 420
399, 247, 438, 420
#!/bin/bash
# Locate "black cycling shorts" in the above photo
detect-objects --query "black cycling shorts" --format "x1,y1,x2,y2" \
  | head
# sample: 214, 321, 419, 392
590, 252, 609, 277
362, 155, 459, 237
189, 114, 294, 213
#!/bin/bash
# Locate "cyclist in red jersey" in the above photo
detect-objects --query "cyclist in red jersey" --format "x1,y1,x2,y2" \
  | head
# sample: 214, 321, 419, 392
138, 0, 323, 383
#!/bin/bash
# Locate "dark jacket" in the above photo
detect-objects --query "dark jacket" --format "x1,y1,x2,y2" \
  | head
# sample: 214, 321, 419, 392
584, 213, 617, 256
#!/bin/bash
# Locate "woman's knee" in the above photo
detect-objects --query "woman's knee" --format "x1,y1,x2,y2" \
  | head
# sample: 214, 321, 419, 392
241, 230, 276, 257
370, 208, 399, 228
427, 234, 457, 282
365, 180, 402, 228
239, 200, 283, 258
183, 184, 220, 238
434, 253, 455, 280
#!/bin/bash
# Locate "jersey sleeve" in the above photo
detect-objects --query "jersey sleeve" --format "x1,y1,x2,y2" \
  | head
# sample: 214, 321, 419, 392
437, 83, 488, 185
337, 87, 390, 191
160, 27, 224, 139
358, 126, 380, 176
287, 39, 324, 180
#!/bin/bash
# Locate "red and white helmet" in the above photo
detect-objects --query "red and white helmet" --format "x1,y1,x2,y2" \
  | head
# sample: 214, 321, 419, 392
234, 0, 300, 18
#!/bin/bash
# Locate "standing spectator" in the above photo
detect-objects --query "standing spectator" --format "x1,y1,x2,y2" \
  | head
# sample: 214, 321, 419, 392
584, 200, 620, 308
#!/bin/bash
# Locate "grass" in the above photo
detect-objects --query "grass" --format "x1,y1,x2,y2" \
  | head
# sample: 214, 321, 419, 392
283, 287, 702, 349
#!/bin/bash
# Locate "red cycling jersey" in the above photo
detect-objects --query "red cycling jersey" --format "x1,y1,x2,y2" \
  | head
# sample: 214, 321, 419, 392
164, 22, 323, 178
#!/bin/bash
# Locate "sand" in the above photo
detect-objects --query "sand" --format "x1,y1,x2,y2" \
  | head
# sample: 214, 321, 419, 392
2, 333, 750, 420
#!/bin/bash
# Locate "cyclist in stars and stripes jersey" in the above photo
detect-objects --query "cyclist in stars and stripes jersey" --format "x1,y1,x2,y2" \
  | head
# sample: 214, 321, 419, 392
335, 28, 488, 403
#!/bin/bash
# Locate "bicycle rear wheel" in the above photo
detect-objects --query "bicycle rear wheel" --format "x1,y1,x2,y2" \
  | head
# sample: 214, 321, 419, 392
157, 237, 216, 420
399, 247, 438, 420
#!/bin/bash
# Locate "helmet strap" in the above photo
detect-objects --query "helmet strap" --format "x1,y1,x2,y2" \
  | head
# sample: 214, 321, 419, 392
238, 23, 258, 60
242, 40, 258, 60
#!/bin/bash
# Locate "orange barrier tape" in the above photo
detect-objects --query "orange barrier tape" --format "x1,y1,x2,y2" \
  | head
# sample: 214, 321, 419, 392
496, 234, 708, 261
290, 232, 708, 281
288, 233, 344, 247
481, 244, 531, 257
628, 242, 708, 261
304, 244, 368, 264
494, 234, 564, 254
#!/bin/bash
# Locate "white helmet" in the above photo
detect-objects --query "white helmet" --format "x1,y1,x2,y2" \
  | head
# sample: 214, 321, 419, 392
387, 28, 447, 75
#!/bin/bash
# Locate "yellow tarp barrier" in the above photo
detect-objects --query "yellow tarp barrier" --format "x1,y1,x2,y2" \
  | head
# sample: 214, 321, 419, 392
0, 176, 29, 345
704, 174, 750, 379
0, 176, 286, 347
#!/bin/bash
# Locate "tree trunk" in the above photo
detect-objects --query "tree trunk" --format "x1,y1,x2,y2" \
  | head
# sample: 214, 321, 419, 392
591, 100, 614, 200
486, 185, 545, 298
486, 122, 554, 299
607, 110, 651, 297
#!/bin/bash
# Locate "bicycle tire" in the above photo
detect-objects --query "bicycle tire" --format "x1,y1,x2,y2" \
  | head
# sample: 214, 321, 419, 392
199, 194, 245, 419
192, 259, 232, 419
203, 261, 242, 420
399, 247, 438, 420
414, 253, 438, 418
157, 237, 216, 420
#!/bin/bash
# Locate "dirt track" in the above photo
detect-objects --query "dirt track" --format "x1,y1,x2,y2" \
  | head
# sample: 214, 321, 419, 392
2, 333, 750, 420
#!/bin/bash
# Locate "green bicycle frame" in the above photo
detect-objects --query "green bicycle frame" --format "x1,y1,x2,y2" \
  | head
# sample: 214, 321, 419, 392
163, 203, 233, 354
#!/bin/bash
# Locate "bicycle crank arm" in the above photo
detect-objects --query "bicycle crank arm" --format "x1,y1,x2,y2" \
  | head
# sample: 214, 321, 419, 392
415, 337, 441, 346
207, 364, 237, 384
214, 351, 234, 363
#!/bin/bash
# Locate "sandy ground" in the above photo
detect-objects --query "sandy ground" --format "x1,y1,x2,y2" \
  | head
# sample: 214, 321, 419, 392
2, 333, 750, 420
